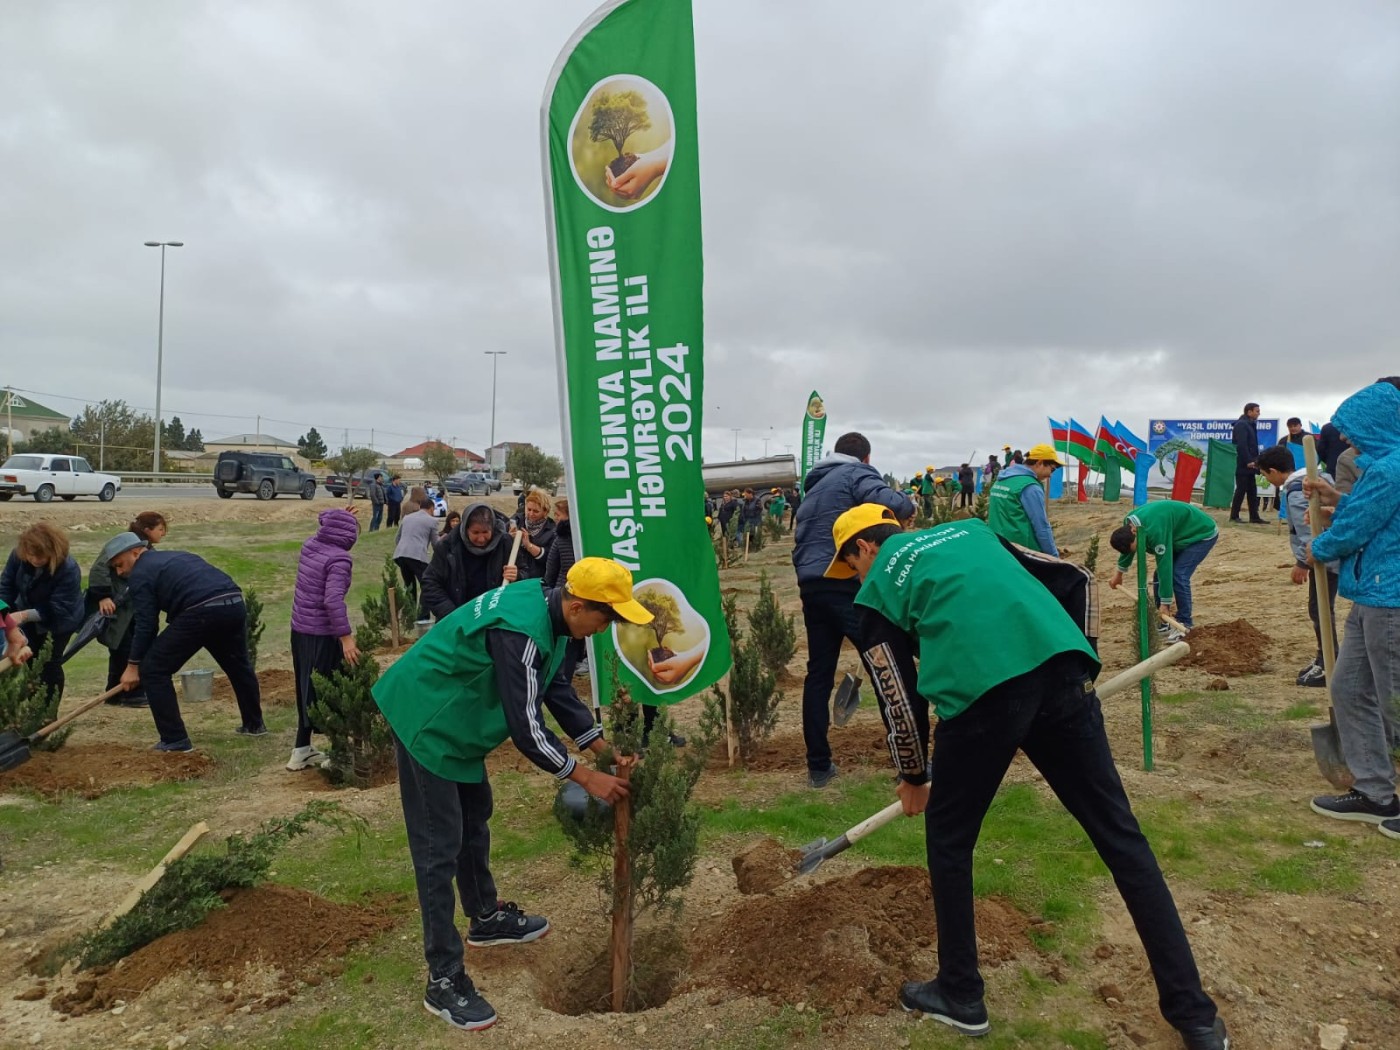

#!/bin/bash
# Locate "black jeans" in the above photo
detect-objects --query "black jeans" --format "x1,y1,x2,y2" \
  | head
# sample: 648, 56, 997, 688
140, 601, 262, 744
1308, 566, 1340, 664
105, 628, 146, 701
395, 738, 497, 980
395, 556, 427, 617
925, 654, 1217, 1032
959, 485, 974, 508
1229, 469, 1260, 520
387, 500, 402, 528
799, 581, 862, 773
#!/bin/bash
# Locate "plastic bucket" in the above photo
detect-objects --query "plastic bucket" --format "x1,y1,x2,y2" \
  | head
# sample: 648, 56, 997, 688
180, 669, 215, 702
415, 619, 433, 639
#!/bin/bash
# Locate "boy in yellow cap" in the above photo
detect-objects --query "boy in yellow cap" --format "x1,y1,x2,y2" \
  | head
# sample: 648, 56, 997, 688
823, 506, 1227, 1050
987, 443, 1062, 555
373, 557, 649, 1031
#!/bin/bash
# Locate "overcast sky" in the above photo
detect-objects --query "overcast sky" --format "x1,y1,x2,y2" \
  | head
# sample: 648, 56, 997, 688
3, 0, 1396, 478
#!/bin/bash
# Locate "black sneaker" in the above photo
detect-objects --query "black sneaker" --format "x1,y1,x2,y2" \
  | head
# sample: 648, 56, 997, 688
234, 723, 268, 736
1310, 790, 1400, 824
1179, 1016, 1230, 1050
423, 972, 497, 1031
899, 979, 990, 1036
152, 737, 193, 753
467, 901, 549, 947
807, 763, 840, 790
1379, 818, 1400, 842
1296, 662, 1325, 687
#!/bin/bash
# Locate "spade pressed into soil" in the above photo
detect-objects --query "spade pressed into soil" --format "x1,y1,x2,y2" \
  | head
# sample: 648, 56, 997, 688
51, 884, 396, 1016
1182, 619, 1272, 677
0, 743, 214, 799
693, 866, 1034, 1019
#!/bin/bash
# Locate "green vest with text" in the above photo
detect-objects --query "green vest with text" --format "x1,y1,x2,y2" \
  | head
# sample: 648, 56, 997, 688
987, 473, 1041, 550
855, 521, 1098, 720
372, 580, 565, 783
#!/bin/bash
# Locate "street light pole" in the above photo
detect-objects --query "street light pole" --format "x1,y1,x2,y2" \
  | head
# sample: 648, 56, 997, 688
144, 240, 184, 473
484, 351, 507, 470
730, 428, 741, 459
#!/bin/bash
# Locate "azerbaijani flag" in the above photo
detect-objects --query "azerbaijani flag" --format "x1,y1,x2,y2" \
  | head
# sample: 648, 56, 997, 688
1112, 420, 1147, 458
1093, 416, 1137, 472
1066, 418, 1097, 465
1048, 417, 1070, 457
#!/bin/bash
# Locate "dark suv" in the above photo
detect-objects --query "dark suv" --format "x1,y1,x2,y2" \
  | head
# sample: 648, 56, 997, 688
213, 451, 318, 501
444, 471, 496, 496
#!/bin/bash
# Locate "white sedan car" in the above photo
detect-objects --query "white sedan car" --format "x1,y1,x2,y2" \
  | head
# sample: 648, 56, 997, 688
0, 454, 122, 502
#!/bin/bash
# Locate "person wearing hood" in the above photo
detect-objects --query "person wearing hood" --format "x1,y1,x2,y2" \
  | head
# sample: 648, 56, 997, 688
289, 507, 362, 770
510, 487, 557, 580
1302, 380, 1400, 838
792, 432, 916, 788
421, 502, 518, 621
988, 444, 1062, 556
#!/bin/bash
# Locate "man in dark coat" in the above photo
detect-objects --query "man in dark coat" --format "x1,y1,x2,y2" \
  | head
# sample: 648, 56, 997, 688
1229, 402, 1265, 524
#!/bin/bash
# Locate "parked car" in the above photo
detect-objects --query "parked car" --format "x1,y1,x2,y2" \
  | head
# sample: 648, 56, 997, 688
323, 467, 390, 499
0, 454, 121, 503
443, 471, 496, 496
212, 451, 317, 501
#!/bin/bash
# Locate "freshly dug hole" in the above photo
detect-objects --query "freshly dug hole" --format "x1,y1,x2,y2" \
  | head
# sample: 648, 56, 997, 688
530, 926, 686, 1015
732, 836, 801, 895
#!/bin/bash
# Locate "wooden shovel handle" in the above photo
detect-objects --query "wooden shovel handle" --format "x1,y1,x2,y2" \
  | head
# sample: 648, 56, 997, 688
32, 685, 127, 742
507, 528, 524, 568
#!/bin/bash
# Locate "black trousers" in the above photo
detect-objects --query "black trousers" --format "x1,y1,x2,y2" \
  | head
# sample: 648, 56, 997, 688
1308, 566, 1341, 665
387, 501, 402, 528
1229, 469, 1260, 520
395, 738, 497, 980
925, 653, 1217, 1031
395, 556, 427, 616
140, 601, 262, 744
959, 485, 974, 508
105, 628, 146, 702
798, 581, 862, 773
291, 630, 343, 745
22, 624, 70, 704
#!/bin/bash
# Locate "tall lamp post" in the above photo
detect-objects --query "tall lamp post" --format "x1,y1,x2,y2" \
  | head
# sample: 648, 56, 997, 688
144, 240, 184, 472
484, 351, 507, 471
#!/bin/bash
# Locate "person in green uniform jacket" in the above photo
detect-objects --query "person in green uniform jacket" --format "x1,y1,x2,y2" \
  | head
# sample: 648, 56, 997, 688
825, 505, 1228, 1050
766, 487, 787, 522
987, 442, 1061, 555
919, 467, 936, 517
373, 557, 651, 1033
1107, 501, 1219, 637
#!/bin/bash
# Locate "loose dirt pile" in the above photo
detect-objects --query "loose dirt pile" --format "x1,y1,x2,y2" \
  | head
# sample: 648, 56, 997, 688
693, 866, 1033, 1019
732, 836, 801, 894
0, 743, 214, 799
1183, 619, 1272, 677
51, 885, 394, 1016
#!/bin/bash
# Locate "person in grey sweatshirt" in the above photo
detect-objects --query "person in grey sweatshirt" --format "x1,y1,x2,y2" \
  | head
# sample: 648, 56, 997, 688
394, 490, 440, 618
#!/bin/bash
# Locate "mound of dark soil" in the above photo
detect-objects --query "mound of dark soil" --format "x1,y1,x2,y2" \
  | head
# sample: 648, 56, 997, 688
51, 885, 395, 1016
213, 668, 296, 706
692, 866, 1033, 1018
0, 743, 214, 799
732, 836, 802, 895
1183, 619, 1272, 677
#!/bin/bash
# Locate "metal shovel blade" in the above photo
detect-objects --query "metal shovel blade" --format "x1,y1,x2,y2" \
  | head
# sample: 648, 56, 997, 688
1311, 710, 1353, 790
0, 731, 31, 773
796, 835, 845, 877
832, 673, 862, 727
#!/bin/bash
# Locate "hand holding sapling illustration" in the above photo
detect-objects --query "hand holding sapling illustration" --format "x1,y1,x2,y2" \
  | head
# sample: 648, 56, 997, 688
605, 143, 670, 199
646, 641, 704, 684
588, 88, 670, 199
638, 591, 682, 663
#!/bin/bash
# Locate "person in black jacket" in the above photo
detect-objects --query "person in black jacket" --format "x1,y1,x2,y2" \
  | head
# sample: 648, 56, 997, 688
0, 522, 84, 703
510, 488, 557, 581
1315, 420, 1351, 477
958, 463, 975, 508
717, 491, 739, 544
421, 502, 517, 621
107, 536, 264, 751
1229, 402, 1265, 524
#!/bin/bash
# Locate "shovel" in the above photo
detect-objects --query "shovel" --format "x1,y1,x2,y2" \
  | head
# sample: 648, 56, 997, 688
793, 642, 1192, 878
61, 611, 110, 665
832, 673, 862, 727
0, 684, 126, 773
1303, 435, 1350, 789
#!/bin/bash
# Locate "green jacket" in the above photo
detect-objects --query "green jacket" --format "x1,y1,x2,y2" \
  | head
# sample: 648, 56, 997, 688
1114, 502, 1218, 604
373, 581, 596, 783
856, 521, 1098, 720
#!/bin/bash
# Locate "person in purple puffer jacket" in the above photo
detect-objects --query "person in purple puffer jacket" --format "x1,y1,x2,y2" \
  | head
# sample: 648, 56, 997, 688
288, 507, 361, 771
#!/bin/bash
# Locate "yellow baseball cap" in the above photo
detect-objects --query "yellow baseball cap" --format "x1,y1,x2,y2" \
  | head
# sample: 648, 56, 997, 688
1002, 444, 1011, 450
566, 558, 654, 624
1026, 443, 1063, 464
824, 504, 900, 579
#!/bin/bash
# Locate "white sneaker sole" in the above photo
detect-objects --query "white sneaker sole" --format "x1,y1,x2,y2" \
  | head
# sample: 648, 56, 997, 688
900, 1000, 990, 1036
423, 1001, 497, 1031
